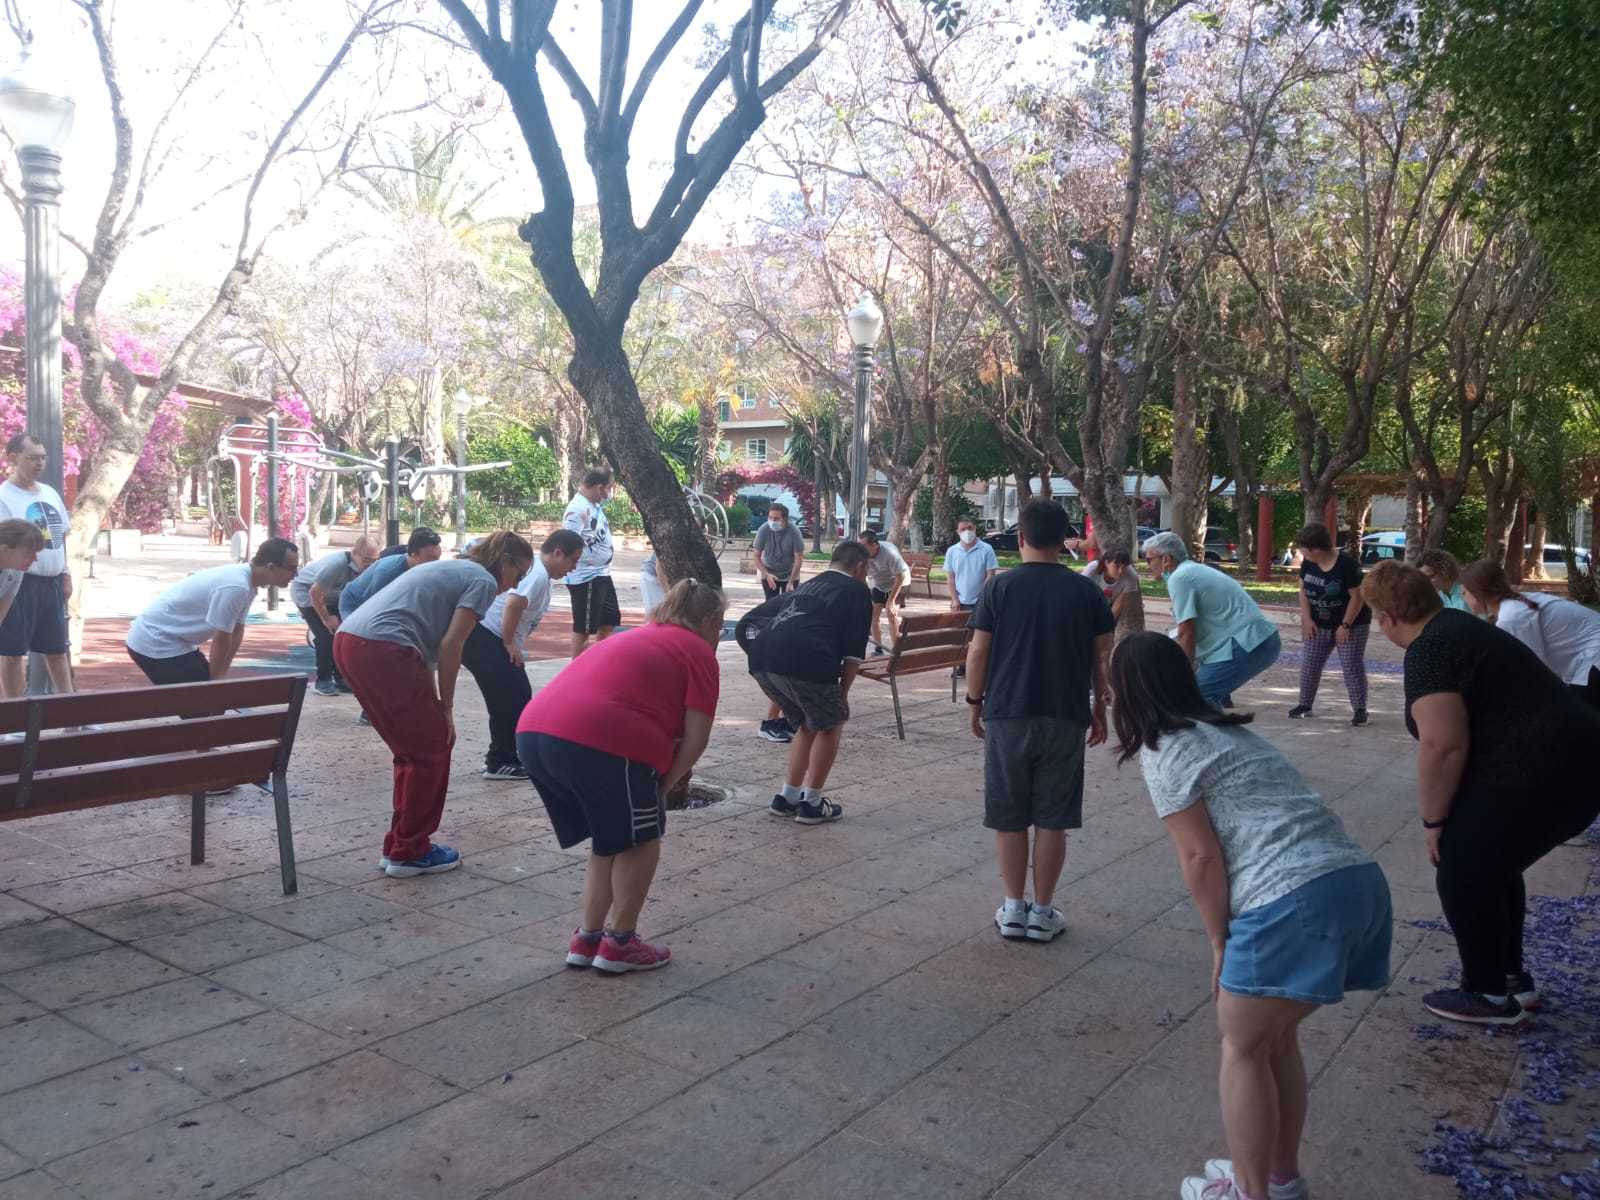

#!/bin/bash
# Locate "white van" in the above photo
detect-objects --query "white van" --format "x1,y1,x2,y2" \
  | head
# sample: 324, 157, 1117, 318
1359, 531, 1406, 564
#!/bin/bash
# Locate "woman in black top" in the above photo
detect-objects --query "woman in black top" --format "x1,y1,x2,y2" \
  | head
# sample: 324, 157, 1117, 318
1289, 523, 1370, 725
1365, 560, 1600, 1026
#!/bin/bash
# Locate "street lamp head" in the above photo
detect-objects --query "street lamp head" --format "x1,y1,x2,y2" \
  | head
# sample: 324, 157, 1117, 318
452, 388, 475, 415
0, 46, 74, 152
846, 292, 883, 349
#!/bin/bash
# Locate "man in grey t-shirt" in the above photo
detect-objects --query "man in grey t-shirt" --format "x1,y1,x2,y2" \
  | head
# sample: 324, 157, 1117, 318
290, 536, 380, 695
859, 530, 911, 651
752, 503, 805, 602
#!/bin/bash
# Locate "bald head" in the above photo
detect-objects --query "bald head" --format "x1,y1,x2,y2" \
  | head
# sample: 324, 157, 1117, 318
351, 535, 381, 571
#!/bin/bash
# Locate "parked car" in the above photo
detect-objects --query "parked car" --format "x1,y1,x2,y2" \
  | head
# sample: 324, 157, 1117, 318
1529, 544, 1591, 580
983, 520, 1084, 553
1360, 531, 1407, 565
1203, 528, 1238, 563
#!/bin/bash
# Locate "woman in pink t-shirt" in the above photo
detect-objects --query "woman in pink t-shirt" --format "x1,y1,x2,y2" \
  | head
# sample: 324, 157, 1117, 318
517, 579, 725, 973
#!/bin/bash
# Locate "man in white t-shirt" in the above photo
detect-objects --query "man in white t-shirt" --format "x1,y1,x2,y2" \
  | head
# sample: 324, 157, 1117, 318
563, 466, 618, 657
126, 538, 300, 686
859, 530, 911, 650
461, 529, 585, 780
0, 435, 76, 697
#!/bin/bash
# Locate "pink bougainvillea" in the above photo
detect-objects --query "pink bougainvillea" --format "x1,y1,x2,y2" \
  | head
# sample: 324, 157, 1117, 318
0, 267, 185, 532
253, 394, 320, 535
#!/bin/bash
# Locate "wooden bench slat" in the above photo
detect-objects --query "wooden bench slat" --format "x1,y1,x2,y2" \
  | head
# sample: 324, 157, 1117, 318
0, 675, 302, 733
891, 628, 971, 652
0, 710, 290, 775
0, 745, 280, 819
859, 647, 967, 680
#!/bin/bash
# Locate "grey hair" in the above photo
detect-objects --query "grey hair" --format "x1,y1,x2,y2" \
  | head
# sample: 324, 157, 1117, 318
1142, 532, 1189, 563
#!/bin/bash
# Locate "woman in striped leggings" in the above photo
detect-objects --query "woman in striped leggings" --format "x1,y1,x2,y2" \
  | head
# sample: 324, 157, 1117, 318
1288, 523, 1370, 727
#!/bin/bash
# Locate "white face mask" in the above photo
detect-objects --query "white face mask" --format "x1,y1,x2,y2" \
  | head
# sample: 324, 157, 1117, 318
767, 519, 784, 532
959, 529, 976, 545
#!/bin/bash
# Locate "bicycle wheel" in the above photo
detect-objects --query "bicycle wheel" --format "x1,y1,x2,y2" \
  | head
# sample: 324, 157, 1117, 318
684, 488, 730, 559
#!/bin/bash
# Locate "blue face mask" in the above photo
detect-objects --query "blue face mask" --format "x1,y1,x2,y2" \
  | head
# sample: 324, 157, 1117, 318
597, 494, 612, 508
767, 519, 784, 532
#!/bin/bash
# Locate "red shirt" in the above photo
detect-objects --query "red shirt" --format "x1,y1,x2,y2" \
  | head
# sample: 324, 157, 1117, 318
516, 621, 720, 774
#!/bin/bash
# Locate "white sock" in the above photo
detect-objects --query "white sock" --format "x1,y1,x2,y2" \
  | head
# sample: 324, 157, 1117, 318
801, 787, 822, 804
1481, 992, 1508, 1004
781, 784, 802, 802
1003, 897, 1027, 912
1032, 901, 1054, 915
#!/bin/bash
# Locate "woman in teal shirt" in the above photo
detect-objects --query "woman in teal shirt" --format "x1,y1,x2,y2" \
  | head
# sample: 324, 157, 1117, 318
1416, 550, 1471, 612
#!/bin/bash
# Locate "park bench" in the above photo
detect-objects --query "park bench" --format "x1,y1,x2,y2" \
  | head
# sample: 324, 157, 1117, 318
857, 610, 972, 739
904, 551, 936, 598
0, 674, 309, 895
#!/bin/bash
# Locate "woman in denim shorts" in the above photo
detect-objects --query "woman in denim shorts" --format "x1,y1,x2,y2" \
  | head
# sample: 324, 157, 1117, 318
1112, 633, 1392, 1200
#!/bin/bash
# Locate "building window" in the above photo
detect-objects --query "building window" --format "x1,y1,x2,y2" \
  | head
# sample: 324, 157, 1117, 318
735, 382, 758, 409
783, 436, 794, 453
717, 398, 730, 422
746, 438, 767, 463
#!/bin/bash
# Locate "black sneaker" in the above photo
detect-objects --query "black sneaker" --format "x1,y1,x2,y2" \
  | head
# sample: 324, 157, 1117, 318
769, 793, 797, 818
1422, 987, 1528, 1027
1507, 972, 1541, 1011
1288, 706, 1312, 719
1351, 709, 1369, 727
334, 679, 354, 694
482, 763, 529, 781
793, 797, 843, 825
757, 720, 793, 744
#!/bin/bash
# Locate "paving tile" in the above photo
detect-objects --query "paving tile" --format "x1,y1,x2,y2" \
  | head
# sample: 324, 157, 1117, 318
478, 1039, 698, 1138
609, 1078, 840, 1194
13, 869, 174, 915
282, 972, 491, 1043
598, 995, 791, 1076
251, 890, 414, 940
204, 942, 388, 1006
0, 1142, 27, 1180
0, 982, 44, 1026
496, 1141, 720, 1199
220, 1153, 394, 1200
692, 957, 868, 1026
0, 918, 115, 974
350, 866, 502, 906
321, 909, 486, 966
745, 1131, 987, 1199
445, 841, 573, 883
407, 935, 567, 994
0, 892, 52, 930
0, 1013, 122, 1093
64, 976, 265, 1051
371, 995, 580, 1088
139, 1012, 352, 1099
184, 870, 334, 914
718, 1030, 921, 1118
133, 915, 306, 974
328, 1092, 583, 1195
69, 893, 235, 943
1, 945, 182, 1010
504, 967, 685, 1037
0, 1170, 82, 1199
48, 1102, 313, 1198
805, 985, 986, 1071
231, 1051, 459, 1154
417, 882, 575, 934
0, 1060, 207, 1161
774, 924, 937, 986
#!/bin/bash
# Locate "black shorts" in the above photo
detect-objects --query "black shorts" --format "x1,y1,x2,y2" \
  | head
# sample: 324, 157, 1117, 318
568, 576, 620, 634
517, 731, 664, 856
752, 670, 848, 733
0, 573, 68, 656
870, 587, 908, 607
982, 716, 1087, 831
761, 576, 795, 602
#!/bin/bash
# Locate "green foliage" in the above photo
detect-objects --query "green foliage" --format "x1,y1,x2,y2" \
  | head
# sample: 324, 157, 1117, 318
1440, 496, 1487, 564
725, 501, 753, 536
468, 425, 560, 502
916, 487, 982, 547
920, 0, 969, 34
1268, 494, 1307, 553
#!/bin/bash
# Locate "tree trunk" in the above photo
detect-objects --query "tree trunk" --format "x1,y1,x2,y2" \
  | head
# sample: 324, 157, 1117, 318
65, 418, 147, 663
695, 397, 720, 492
1217, 404, 1258, 568
1349, 489, 1373, 559
418, 365, 449, 508
931, 447, 952, 551
1168, 360, 1209, 562
567, 333, 720, 588
1403, 470, 1425, 563
1524, 508, 1547, 579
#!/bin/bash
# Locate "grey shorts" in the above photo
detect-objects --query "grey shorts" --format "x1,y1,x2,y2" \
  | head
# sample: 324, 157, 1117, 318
983, 716, 1087, 832
752, 670, 848, 733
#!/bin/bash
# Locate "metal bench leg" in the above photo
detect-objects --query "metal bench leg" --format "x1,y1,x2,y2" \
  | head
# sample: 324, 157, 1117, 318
270, 770, 298, 895
891, 675, 906, 740
190, 792, 206, 864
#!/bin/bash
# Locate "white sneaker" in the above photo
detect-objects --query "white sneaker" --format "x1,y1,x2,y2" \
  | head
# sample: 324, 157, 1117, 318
1204, 1160, 1310, 1200
1182, 1178, 1239, 1200
994, 904, 1029, 940
1025, 903, 1065, 943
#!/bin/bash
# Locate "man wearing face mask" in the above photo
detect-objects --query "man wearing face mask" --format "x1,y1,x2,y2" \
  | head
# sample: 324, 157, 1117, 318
564, 467, 619, 658
751, 503, 805, 602
1143, 531, 1281, 709
944, 517, 999, 615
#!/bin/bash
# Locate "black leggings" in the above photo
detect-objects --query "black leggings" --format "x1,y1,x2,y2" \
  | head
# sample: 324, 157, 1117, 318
298, 604, 341, 685
460, 623, 533, 770
1435, 789, 1599, 993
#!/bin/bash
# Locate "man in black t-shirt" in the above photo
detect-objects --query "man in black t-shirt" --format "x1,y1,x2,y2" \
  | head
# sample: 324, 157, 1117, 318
736, 542, 872, 825
966, 500, 1114, 944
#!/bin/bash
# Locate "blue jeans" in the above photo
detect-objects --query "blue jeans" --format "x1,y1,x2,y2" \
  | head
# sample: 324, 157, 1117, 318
1195, 630, 1282, 708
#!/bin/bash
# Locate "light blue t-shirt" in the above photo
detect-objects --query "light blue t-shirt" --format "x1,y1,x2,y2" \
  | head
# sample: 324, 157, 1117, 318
1165, 559, 1277, 665
943, 540, 999, 604
1438, 582, 1471, 612
338, 553, 409, 618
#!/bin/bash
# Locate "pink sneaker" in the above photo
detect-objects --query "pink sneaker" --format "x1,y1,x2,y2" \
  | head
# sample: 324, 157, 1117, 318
566, 929, 602, 968
592, 932, 671, 973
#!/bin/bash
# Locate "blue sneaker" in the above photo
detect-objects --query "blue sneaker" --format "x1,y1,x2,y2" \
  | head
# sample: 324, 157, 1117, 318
384, 844, 461, 878
313, 680, 338, 697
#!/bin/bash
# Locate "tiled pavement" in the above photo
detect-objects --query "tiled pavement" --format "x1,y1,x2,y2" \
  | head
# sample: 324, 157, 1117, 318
0, 609, 1590, 1197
